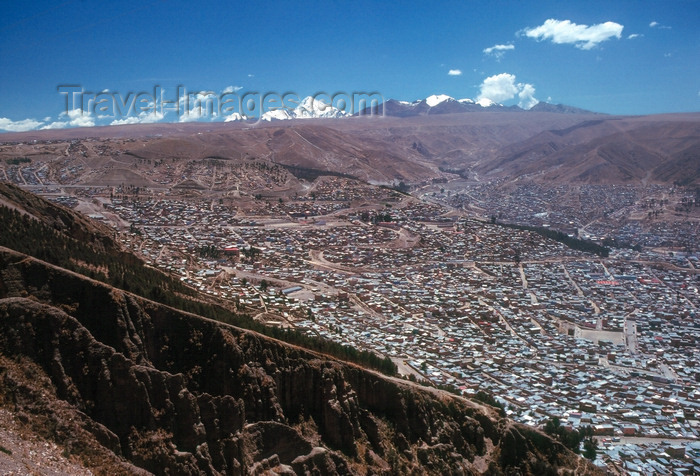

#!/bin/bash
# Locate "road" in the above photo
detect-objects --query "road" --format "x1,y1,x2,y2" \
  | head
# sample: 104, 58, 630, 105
478, 298, 537, 351
561, 264, 585, 297
623, 315, 638, 354
518, 264, 528, 289
601, 436, 697, 446
390, 357, 423, 380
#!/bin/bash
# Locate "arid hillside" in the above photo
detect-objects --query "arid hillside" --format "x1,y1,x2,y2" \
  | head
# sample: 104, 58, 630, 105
476, 114, 700, 185
3, 111, 698, 188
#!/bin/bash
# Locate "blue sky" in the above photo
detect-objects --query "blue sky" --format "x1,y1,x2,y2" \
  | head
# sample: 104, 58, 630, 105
1, 0, 698, 131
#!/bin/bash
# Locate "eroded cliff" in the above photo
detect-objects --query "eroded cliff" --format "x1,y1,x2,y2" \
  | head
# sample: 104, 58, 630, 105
0, 248, 601, 475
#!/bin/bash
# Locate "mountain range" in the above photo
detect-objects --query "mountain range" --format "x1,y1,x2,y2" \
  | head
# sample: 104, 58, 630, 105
1, 101, 699, 188
355, 95, 598, 118
260, 96, 350, 121
247, 94, 596, 122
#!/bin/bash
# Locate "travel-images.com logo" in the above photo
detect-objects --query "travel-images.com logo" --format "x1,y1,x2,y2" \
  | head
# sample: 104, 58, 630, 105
57, 85, 385, 126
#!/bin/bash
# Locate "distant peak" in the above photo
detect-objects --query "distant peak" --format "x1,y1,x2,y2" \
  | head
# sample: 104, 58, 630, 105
476, 98, 496, 108
223, 112, 247, 122
529, 102, 600, 115
261, 96, 348, 121
355, 95, 600, 118
425, 94, 454, 107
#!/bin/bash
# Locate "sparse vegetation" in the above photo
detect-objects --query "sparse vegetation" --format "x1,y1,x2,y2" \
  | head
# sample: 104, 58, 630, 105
543, 416, 596, 456
279, 164, 359, 182
359, 211, 392, 223
5, 157, 31, 165
474, 390, 506, 417
240, 246, 261, 260
0, 194, 397, 377
582, 436, 598, 460
197, 244, 221, 259
499, 222, 609, 257
391, 181, 411, 194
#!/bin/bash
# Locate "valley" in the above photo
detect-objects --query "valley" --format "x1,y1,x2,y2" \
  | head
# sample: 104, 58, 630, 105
0, 110, 699, 474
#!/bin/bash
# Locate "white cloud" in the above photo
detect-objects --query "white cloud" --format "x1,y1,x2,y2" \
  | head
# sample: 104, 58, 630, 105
178, 112, 201, 123
448, 69, 462, 76
477, 73, 538, 109
483, 44, 515, 59
64, 108, 95, 127
523, 19, 623, 50
178, 90, 219, 122
628, 33, 642, 39
0, 117, 44, 132
178, 91, 218, 122
518, 83, 538, 109
222, 85, 243, 93
107, 92, 168, 125
649, 20, 671, 29
477, 73, 519, 103
41, 108, 95, 130
40, 121, 69, 130
111, 110, 165, 125
109, 117, 140, 126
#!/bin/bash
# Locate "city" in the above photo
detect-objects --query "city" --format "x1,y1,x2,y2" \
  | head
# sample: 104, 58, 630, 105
2, 152, 698, 474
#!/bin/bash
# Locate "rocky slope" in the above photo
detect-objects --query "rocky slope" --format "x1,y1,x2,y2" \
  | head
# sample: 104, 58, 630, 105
0, 246, 600, 475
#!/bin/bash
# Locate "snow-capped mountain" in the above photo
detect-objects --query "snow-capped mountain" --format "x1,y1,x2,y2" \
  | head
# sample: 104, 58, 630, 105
223, 112, 247, 122
425, 94, 484, 108
261, 96, 348, 121
261, 109, 295, 121
357, 94, 502, 117
425, 94, 453, 107
475, 98, 496, 108
251, 93, 592, 121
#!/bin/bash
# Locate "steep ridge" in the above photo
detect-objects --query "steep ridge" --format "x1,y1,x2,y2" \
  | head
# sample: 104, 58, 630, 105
0, 187, 601, 474
0, 248, 599, 475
